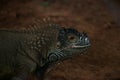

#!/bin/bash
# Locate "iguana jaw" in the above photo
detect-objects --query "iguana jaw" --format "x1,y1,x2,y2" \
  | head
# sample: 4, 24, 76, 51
71, 44, 91, 48
72, 36, 91, 49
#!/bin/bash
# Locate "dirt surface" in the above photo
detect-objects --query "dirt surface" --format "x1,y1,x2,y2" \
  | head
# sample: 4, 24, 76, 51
0, 0, 120, 80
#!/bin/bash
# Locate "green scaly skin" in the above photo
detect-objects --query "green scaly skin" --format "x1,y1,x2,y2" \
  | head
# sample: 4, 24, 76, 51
0, 19, 91, 80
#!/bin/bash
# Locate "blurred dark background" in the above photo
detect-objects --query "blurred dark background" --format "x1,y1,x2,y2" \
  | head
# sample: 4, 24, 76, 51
0, 0, 120, 80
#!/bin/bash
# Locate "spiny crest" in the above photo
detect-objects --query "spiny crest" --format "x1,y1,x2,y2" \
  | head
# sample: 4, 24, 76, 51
23, 17, 62, 33
0, 17, 62, 33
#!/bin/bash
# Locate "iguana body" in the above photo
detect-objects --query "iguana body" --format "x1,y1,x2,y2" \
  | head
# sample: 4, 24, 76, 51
0, 19, 91, 80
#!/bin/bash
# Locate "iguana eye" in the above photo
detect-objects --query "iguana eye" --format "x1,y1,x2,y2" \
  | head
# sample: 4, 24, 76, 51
68, 35, 77, 42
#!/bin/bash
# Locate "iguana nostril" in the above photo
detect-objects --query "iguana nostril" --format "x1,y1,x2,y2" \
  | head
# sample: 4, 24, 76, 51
78, 35, 90, 46
85, 37, 90, 44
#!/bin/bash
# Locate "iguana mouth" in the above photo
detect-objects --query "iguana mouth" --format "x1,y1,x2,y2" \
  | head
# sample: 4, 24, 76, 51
72, 44, 91, 48
62, 44, 91, 50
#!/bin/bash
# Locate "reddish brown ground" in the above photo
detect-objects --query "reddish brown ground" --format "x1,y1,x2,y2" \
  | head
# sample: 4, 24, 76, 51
0, 0, 120, 80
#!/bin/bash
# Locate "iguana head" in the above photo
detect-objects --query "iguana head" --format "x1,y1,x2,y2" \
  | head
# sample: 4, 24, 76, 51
35, 27, 91, 78
47, 27, 91, 64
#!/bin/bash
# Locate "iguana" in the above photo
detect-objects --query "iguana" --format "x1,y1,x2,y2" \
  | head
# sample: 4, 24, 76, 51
0, 19, 91, 80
